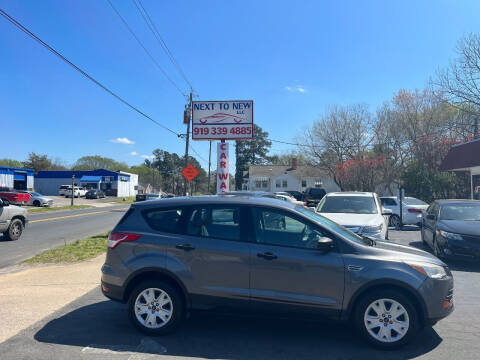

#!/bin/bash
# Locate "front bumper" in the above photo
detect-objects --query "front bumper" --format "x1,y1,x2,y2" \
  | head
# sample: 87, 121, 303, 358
418, 274, 454, 323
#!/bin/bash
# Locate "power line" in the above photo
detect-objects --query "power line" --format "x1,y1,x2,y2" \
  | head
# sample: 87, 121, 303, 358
132, 0, 194, 91
106, 0, 187, 99
0, 7, 181, 136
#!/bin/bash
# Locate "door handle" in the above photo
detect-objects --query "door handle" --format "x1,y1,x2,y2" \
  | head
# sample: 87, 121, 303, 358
175, 243, 195, 251
257, 252, 277, 260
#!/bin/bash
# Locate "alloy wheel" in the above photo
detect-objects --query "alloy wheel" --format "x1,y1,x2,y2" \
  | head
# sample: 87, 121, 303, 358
134, 288, 173, 329
364, 298, 409, 343
389, 215, 400, 228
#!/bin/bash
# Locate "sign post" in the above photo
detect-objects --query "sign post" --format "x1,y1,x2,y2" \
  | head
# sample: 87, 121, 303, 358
191, 100, 254, 194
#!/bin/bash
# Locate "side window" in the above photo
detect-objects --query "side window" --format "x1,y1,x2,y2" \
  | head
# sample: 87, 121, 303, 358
143, 208, 183, 233
252, 207, 328, 249
186, 206, 241, 241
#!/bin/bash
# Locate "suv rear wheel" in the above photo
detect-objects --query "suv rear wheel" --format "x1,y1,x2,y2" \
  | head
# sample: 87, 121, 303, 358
355, 289, 419, 348
128, 280, 184, 335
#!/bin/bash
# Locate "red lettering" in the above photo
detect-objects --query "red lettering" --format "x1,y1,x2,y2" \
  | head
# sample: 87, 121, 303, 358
220, 182, 227, 189
220, 161, 226, 168
218, 173, 228, 180
220, 153, 227, 159
220, 143, 227, 150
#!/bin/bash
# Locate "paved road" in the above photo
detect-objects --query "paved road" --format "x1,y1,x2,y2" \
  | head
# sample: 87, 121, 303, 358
0, 205, 128, 268
1, 227, 480, 359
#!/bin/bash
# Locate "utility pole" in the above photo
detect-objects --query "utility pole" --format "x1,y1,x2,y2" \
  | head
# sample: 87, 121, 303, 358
183, 91, 192, 196
207, 140, 212, 193
71, 174, 75, 206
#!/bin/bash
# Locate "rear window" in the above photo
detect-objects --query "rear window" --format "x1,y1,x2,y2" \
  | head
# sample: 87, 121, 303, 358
308, 188, 326, 198
143, 208, 184, 233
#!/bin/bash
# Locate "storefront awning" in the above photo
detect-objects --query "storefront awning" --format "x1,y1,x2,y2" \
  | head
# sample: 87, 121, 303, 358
80, 176, 102, 182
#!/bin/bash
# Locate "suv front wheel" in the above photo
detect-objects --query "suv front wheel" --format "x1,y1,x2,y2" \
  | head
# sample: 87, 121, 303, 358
128, 280, 184, 335
355, 290, 419, 348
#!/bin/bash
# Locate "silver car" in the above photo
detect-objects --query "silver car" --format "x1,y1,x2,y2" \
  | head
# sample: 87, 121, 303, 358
101, 195, 453, 348
20, 191, 53, 207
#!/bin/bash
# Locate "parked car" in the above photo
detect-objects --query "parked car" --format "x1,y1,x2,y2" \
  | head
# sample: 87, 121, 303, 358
85, 189, 106, 199
380, 196, 429, 227
101, 195, 453, 348
19, 191, 53, 207
58, 185, 72, 196
421, 199, 480, 260
65, 187, 87, 198
285, 190, 303, 201
274, 193, 306, 206
316, 192, 391, 240
0, 198, 28, 241
302, 187, 327, 207
0, 188, 30, 205
136, 193, 162, 202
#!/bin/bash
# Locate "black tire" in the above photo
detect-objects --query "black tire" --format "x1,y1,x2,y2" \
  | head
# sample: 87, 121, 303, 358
421, 227, 427, 246
5, 219, 23, 241
33, 200, 41, 207
389, 215, 401, 229
127, 280, 184, 336
385, 229, 389, 240
354, 289, 419, 349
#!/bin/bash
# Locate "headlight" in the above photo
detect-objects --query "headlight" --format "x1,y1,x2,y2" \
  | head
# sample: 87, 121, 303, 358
362, 224, 383, 233
439, 230, 463, 241
406, 261, 448, 279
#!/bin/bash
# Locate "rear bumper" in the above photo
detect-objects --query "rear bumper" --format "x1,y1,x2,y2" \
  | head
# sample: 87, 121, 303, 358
101, 280, 125, 302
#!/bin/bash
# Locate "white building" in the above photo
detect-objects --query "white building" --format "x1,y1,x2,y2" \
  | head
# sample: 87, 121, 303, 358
242, 160, 340, 193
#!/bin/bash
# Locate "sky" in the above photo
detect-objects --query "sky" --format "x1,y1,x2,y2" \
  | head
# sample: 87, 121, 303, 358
2, 0, 480, 170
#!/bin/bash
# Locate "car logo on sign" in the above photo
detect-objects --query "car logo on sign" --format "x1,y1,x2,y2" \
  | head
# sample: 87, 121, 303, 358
198, 113, 245, 124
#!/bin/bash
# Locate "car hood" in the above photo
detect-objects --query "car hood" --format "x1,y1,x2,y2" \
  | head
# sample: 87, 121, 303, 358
8, 204, 27, 214
319, 212, 381, 226
370, 240, 444, 266
438, 220, 480, 236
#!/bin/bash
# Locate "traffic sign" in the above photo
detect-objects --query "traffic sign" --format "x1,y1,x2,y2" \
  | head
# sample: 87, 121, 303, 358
181, 163, 199, 182
192, 100, 254, 140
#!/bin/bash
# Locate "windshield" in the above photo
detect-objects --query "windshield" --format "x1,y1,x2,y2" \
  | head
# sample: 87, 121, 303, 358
440, 205, 480, 221
296, 206, 369, 245
404, 198, 428, 206
317, 195, 378, 214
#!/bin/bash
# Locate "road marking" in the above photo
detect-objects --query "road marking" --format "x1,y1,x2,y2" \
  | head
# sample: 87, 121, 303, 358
29, 208, 128, 223
81, 338, 167, 359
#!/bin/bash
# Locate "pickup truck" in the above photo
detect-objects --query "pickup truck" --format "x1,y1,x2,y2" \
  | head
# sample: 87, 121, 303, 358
0, 198, 28, 241
0, 188, 31, 205
65, 187, 87, 198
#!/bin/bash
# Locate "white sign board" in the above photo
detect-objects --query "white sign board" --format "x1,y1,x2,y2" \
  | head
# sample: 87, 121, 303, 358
192, 100, 254, 140
217, 142, 229, 193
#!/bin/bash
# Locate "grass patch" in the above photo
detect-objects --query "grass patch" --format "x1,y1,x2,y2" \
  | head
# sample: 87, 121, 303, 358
28, 205, 92, 213
24, 233, 109, 264
109, 196, 136, 204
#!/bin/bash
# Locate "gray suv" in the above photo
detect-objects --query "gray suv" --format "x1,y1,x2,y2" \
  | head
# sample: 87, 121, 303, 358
101, 196, 453, 348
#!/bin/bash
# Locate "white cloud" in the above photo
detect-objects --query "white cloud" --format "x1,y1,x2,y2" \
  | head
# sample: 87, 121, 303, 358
141, 155, 155, 160
129, 151, 138, 156
285, 85, 307, 93
110, 137, 135, 145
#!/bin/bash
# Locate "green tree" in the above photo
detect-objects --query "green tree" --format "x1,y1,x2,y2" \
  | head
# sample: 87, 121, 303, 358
129, 164, 162, 192
235, 124, 272, 190
0, 158, 24, 168
23, 153, 68, 172
72, 155, 129, 172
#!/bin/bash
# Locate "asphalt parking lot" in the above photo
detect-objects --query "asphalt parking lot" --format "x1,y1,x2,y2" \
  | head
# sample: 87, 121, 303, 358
1, 227, 479, 360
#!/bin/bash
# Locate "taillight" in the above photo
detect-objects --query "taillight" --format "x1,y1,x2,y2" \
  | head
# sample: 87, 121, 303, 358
408, 208, 422, 213
108, 232, 141, 248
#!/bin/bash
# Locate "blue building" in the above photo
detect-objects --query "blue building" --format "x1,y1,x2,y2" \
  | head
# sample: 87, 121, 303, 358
0, 166, 35, 190
35, 169, 138, 197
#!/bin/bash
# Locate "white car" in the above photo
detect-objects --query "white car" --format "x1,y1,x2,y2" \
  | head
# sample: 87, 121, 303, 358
380, 196, 429, 227
58, 185, 72, 196
316, 192, 391, 240
19, 191, 53, 207
65, 187, 87, 198
273, 194, 305, 206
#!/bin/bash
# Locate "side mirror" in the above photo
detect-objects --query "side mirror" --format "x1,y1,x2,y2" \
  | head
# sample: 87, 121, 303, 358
317, 237, 334, 252
382, 208, 393, 216
426, 214, 435, 220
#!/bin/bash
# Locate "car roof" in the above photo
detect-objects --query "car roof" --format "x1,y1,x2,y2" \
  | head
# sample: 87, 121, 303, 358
435, 199, 480, 205
326, 192, 375, 197
131, 194, 296, 209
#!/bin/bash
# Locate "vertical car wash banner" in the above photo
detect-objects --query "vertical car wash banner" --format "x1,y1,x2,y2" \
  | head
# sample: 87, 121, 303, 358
217, 142, 229, 194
